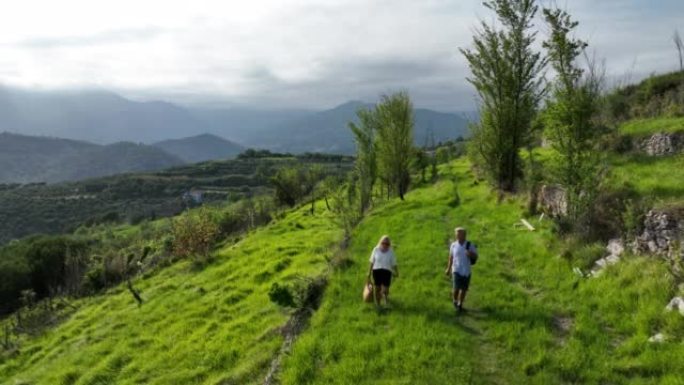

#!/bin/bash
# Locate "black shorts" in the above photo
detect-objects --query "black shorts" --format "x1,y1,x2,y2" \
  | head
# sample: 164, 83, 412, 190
453, 273, 471, 291
372, 269, 393, 287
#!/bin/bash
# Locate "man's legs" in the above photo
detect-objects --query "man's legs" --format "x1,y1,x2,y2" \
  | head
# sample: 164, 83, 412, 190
457, 289, 468, 309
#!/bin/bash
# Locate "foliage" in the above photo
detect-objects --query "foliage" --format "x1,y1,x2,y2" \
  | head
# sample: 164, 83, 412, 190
374, 92, 415, 200
541, 7, 607, 236
171, 207, 220, 262
0, 156, 352, 244
460, 0, 545, 192
349, 107, 379, 214
604, 70, 684, 121
271, 166, 307, 207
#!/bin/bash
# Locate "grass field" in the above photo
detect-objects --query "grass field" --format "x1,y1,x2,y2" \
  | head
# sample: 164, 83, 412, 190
280, 159, 684, 384
0, 202, 342, 385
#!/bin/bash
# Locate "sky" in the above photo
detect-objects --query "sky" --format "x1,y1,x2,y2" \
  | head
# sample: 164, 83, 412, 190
0, 0, 682, 112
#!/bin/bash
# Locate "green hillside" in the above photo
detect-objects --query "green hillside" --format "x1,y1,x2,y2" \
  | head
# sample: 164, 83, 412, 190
1, 116, 682, 384
0, 202, 342, 385
0, 154, 352, 244
281, 157, 684, 384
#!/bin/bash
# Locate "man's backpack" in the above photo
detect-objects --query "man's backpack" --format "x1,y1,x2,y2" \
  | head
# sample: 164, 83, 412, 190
466, 241, 478, 265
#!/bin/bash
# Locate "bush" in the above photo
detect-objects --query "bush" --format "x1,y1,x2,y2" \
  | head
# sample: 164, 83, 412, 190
171, 207, 220, 261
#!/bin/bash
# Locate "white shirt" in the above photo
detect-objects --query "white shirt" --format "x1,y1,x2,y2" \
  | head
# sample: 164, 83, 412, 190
450, 241, 477, 276
369, 247, 397, 271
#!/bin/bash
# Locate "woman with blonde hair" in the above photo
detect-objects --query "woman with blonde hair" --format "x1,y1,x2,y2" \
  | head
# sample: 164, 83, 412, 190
367, 235, 399, 307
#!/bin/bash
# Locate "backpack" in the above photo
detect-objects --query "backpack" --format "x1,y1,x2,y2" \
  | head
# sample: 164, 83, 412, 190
465, 241, 478, 265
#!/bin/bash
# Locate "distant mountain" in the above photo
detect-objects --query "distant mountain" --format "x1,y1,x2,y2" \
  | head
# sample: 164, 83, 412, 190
0, 132, 184, 183
242, 101, 471, 154
153, 133, 245, 163
0, 87, 206, 143
0, 86, 471, 155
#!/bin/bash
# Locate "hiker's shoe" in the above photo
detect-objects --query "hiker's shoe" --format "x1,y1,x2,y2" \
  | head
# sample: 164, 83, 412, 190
458, 304, 466, 313
453, 301, 459, 310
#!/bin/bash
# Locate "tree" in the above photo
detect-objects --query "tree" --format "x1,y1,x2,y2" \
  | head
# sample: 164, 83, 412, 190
542, 7, 605, 233
460, 0, 545, 192
270, 166, 305, 207
349, 107, 379, 214
304, 164, 324, 215
375, 92, 415, 200
412, 148, 430, 183
674, 29, 683, 71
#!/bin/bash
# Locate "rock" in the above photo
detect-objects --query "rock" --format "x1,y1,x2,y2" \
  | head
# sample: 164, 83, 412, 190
665, 297, 684, 316
648, 333, 666, 343
590, 239, 624, 277
641, 132, 684, 156
539, 185, 567, 218
633, 209, 684, 258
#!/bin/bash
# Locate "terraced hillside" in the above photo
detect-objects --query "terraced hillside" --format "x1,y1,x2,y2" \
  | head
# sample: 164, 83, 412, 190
0, 202, 342, 384
0, 154, 352, 244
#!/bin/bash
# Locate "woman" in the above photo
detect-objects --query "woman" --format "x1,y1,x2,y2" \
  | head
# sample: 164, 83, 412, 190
367, 235, 399, 307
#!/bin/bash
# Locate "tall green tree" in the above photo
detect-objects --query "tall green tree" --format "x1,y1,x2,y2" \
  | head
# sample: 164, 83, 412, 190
461, 0, 545, 192
349, 107, 378, 214
375, 92, 415, 200
542, 7, 604, 231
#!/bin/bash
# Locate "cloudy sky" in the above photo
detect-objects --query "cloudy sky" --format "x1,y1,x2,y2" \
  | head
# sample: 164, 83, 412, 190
0, 0, 682, 111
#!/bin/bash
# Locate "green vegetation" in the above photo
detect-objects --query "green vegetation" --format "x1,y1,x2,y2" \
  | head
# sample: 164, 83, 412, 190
0, 154, 352, 244
0, 202, 342, 385
605, 118, 684, 208
461, 0, 545, 192
280, 159, 684, 384
619, 116, 684, 137
605, 70, 684, 121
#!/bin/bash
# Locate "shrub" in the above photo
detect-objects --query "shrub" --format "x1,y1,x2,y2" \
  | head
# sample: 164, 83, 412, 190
171, 207, 220, 261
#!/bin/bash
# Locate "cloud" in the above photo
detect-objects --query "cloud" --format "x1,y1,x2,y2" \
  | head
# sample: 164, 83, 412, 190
0, 0, 681, 111
14, 27, 166, 49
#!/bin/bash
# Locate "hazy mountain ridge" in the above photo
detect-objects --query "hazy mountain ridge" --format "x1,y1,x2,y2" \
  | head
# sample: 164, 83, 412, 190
0, 87, 471, 155
0, 132, 184, 183
152, 134, 245, 163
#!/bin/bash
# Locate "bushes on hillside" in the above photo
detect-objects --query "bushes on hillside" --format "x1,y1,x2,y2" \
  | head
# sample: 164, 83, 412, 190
0, 236, 89, 315
171, 207, 220, 262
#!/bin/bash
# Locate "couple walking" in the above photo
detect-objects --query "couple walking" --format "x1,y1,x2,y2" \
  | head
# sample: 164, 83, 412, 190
366, 227, 478, 313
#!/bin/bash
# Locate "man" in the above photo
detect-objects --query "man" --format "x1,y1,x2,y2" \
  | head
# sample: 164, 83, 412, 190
445, 227, 478, 313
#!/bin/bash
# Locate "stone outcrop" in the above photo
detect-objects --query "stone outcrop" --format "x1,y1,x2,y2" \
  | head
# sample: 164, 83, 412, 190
539, 185, 567, 218
590, 239, 624, 276
633, 209, 684, 258
640, 132, 684, 156
666, 297, 684, 316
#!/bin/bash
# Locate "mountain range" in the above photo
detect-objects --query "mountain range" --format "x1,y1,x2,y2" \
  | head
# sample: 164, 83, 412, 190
0, 87, 471, 153
0, 132, 184, 184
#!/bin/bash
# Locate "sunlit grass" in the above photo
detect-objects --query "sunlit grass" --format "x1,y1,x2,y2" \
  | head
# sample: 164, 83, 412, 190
619, 117, 684, 136
281, 158, 684, 384
0, 202, 342, 385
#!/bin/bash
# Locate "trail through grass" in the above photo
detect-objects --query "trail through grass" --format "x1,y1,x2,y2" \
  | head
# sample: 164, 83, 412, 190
0, 202, 341, 385
281, 159, 684, 384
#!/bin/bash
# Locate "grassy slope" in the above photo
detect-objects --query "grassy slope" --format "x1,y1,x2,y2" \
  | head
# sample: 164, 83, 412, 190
281, 159, 684, 385
0, 202, 341, 385
619, 117, 684, 136
609, 117, 684, 207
